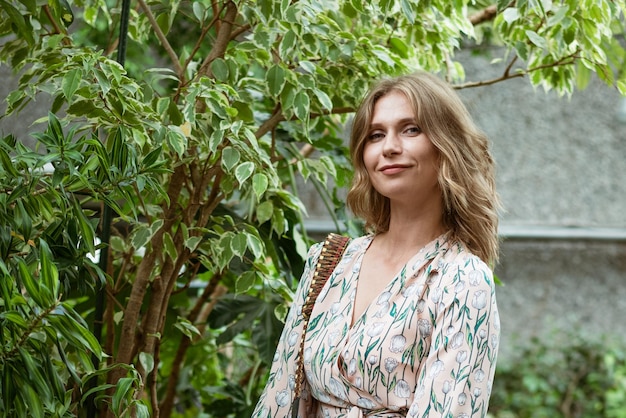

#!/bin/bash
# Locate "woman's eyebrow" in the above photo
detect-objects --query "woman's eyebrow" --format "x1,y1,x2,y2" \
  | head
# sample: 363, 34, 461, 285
369, 117, 417, 128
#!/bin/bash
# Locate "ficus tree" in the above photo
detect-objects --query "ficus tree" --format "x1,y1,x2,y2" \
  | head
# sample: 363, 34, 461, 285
0, 0, 624, 417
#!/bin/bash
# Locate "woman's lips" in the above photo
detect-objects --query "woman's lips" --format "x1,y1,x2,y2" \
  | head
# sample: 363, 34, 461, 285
379, 164, 409, 175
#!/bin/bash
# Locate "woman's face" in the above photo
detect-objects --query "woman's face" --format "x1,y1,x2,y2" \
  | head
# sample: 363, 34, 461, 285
362, 90, 441, 208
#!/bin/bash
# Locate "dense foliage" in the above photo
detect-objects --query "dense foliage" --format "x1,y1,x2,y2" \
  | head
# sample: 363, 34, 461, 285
489, 334, 626, 418
1, 0, 625, 417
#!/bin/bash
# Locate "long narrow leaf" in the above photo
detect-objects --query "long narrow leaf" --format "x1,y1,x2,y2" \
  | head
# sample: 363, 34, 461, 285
112, 377, 134, 413
38, 240, 60, 299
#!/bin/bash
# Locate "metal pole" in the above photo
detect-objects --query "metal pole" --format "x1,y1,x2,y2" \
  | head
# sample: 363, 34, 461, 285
86, 0, 131, 416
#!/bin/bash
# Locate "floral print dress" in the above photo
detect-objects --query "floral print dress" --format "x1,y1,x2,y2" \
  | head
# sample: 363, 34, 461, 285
252, 233, 500, 418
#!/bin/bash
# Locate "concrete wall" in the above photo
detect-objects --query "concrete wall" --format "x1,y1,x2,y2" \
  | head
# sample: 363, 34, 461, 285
459, 49, 626, 229
458, 48, 626, 359
0, 64, 51, 149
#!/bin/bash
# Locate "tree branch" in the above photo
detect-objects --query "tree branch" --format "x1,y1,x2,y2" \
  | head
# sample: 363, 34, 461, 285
469, 4, 498, 26
255, 108, 285, 139
182, 4, 226, 77
107, 165, 187, 400
454, 53, 578, 89
136, 0, 184, 78
230, 23, 252, 41
198, 1, 238, 78
159, 276, 226, 418
255, 106, 355, 140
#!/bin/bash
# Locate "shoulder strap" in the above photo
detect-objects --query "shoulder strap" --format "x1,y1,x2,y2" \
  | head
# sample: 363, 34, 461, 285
301, 233, 350, 322
293, 233, 350, 404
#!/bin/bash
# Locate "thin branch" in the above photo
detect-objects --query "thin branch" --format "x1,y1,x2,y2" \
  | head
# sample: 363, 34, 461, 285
256, 108, 285, 139
1, 302, 58, 361
230, 23, 252, 41
454, 52, 578, 89
42, 5, 69, 39
182, 4, 227, 76
469, 4, 498, 26
503, 55, 518, 77
289, 144, 315, 164
454, 71, 525, 89
198, 1, 238, 78
255, 106, 355, 140
136, 0, 184, 77
159, 277, 226, 418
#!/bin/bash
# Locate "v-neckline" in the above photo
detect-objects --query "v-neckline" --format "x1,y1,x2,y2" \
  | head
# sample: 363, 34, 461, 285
348, 233, 449, 329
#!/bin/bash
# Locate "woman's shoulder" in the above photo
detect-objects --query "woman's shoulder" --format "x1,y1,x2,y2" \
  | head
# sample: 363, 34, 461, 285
443, 239, 494, 277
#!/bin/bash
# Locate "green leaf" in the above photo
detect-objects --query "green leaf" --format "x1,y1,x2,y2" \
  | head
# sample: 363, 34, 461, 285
230, 232, 247, 259
252, 173, 269, 200
547, 5, 569, 26
256, 201, 273, 224
72, 198, 96, 254
279, 29, 296, 58
400, 0, 416, 24
184, 236, 203, 252
222, 146, 240, 171
0, 0, 35, 46
236, 270, 256, 293
39, 240, 60, 299
266, 65, 286, 97
62, 69, 82, 101
246, 232, 264, 259
136, 402, 150, 418
293, 91, 310, 121
18, 259, 51, 308
52, 305, 102, 355
389, 37, 409, 59
192, 1, 205, 21
502, 7, 520, 23
313, 88, 333, 111
15, 200, 32, 243
0, 146, 19, 177
1, 311, 28, 328
211, 58, 229, 82
112, 377, 134, 413
216, 234, 234, 269
19, 383, 44, 418
209, 128, 224, 153
163, 232, 178, 261
174, 317, 201, 338
131, 220, 163, 250
139, 352, 154, 374
526, 30, 547, 48
55, 0, 74, 27
235, 161, 254, 185
167, 126, 188, 157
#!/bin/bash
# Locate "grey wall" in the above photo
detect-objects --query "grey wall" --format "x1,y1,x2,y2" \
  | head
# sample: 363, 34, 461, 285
457, 48, 626, 360
0, 64, 51, 149
459, 49, 626, 229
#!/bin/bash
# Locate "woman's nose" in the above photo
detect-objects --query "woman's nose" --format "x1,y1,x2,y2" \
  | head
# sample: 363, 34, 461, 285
382, 132, 402, 156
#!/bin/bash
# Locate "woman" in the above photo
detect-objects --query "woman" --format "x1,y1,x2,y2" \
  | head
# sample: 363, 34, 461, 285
253, 72, 501, 417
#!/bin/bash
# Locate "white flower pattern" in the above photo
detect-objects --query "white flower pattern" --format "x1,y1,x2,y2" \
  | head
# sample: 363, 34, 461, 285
253, 234, 499, 418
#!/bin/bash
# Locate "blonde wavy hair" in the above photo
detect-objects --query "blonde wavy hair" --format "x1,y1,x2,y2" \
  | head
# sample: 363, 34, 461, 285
346, 72, 501, 265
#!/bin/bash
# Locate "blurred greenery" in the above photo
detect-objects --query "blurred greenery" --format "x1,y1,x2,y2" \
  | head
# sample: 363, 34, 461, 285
490, 334, 626, 418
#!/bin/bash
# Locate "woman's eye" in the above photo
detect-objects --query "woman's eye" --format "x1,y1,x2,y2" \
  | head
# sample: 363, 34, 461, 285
405, 126, 421, 135
368, 132, 384, 141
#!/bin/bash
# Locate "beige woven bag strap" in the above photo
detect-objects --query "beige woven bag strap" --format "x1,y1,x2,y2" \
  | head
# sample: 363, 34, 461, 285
292, 233, 350, 407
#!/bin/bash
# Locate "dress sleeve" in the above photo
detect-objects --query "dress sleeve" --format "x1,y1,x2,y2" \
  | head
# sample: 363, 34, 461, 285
251, 243, 323, 418
408, 255, 500, 418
